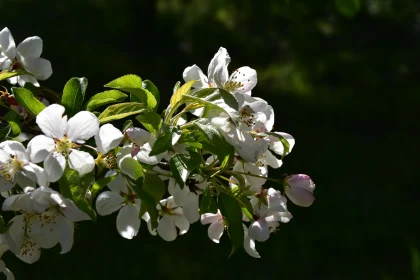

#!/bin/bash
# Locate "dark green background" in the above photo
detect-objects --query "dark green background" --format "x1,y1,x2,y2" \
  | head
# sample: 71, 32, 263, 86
1, 0, 418, 279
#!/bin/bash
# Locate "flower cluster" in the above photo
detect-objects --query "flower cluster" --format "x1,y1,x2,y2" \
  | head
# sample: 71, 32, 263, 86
0, 28, 316, 279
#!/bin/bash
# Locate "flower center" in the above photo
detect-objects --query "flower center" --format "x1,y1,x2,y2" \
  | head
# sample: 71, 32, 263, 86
38, 205, 60, 228
54, 136, 76, 156
0, 155, 24, 182
239, 106, 256, 128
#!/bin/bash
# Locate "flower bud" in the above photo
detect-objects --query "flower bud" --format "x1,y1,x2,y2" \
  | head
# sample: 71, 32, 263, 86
285, 174, 315, 207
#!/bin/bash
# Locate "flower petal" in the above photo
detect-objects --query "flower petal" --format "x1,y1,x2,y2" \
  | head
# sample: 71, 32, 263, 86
173, 215, 190, 235
157, 216, 177, 242
0, 28, 16, 59
285, 186, 315, 207
95, 124, 124, 154
269, 132, 295, 156
17, 74, 39, 87
20, 57, 52, 80
201, 212, 220, 225
36, 104, 67, 139
208, 47, 230, 87
27, 135, 55, 163
106, 172, 128, 193
126, 127, 151, 147
116, 204, 140, 239
66, 111, 99, 142
44, 153, 66, 182
248, 218, 270, 242
208, 221, 224, 243
244, 235, 260, 258
95, 191, 124, 216
16, 36, 42, 59
68, 149, 95, 175
55, 214, 74, 254
183, 192, 200, 223
183, 64, 209, 88
228, 66, 257, 94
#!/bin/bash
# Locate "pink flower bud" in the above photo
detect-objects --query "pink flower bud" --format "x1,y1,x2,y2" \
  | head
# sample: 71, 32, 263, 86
285, 174, 315, 207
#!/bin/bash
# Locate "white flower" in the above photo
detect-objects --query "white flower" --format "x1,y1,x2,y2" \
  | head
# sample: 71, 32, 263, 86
183, 47, 257, 96
168, 175, 207, 223
95, 123, 124, 155
201, 210, 225, 243
126, 127, 167, 165
233, 160, 267, 188
156, 196, 189, 241
2, 187, 90, 263
0, 27, 52, 87
27, 104, 99, 182
243, 224, 260, 258
95, 171, 155, 239
0, 140, 45, 192
285, 174, 316, 207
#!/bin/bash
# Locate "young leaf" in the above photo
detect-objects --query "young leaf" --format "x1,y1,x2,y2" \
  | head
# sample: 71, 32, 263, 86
219, 192, 244, 257
89, 173, 118, 202
149, 125, 180, 156
105, 74, 157, 110
169, 151, 201, 188
3, 110, 20, 138
143, 80, 160, 108
98, 102, 146, 124
0, 69, 26, 81
61, 77, 88, 117
11, 87, 46, 116
85, 90, 128, 111
59, 167, 97, 221
135, 112, 162, 133
169, 80, 196, 109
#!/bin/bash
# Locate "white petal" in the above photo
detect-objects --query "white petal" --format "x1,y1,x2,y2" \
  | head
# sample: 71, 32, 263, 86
244, 234, 260, 258
126, 127, 151, 147
182, 64, 208, 88
0, 149, 11, 163
116, 204, 140, 239
208, 221, 224, 243
287, 174, 315, 192
36, 104, 67, 139
66, 111, 99, 142
201, 213, 220, 225
141, 212, 157, 236
16, 36, 42, 58
269, 132, 295, 156
106, 172, 128, 193
27, 163, 46, 186
262, 150, 282, 169
157, 216, 177, 241
173, 215, 190, 235
208, 47, 230, 87
136, 142, 167, 165
248, 219, 270, 242
173, 183, 189, 206
0, 141, 28, 161
285, 187, 315, 207
29, 218, 58, 249
54, 215, 74, 254
14, 172, 36, 189
228, 66, 257, 94
68, 149, 95, 175
0, 178, 14, 192
95, 191, 124, 216
61, 198, 91, 222
44, 153, 66, 182
16, 74, 39, 87
27, 135, 55, 163
19, 57, 52, 80
118, 156, 140, 180
183, 192, 200, 223
0, 28, 16, 59
95, 124, 124, 154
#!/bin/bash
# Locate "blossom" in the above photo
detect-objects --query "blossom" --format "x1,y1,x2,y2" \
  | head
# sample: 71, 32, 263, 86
168, 175, 207, 223
126, 127, 167, 165
2, 187, 90, 263
27, 104, 99, 182
0, 140, 45, 192
95, 171, 155, 239
183, 47, 257, 95
0, 27, 52, 87
201, 210, 225, 243
157, 196, 189, 241
285, 174, 316, 207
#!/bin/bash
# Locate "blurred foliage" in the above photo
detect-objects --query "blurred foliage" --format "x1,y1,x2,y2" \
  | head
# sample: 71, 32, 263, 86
1, 0, 419, 279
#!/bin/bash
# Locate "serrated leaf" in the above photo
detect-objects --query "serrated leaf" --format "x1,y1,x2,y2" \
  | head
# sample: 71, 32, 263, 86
143, 80, 160, 108
12, 87, 46, 116
136, 112, 162, 133
4, 110, 20, 138
98, 102, 146, 124
61, 77, 88, 117
105, 74, 157, 110
59, 167, 96, 221
335, 0, 361, 17
219, 192, 244, 257
170, 80, 197, 109
86, 90, 128, 111
169, 151, 201, 188
199, 186, 218, 214
89, 174, 118, 202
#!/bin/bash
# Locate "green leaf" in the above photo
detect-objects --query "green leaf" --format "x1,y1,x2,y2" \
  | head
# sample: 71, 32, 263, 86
260, 132, 291, 157
218, 192, 244, 257
0, 69, 26, 81
61, 77, 88, 117
149, 125, 181, 156
12, 87, 46, 117
0, 215, 7, 234
143, 80, 160, 108
238, 194, 254, 221
135, 112, 162, 133
89, 174, 118, 202
122, 119, 134, 132
139, 173, 166, 217
4, 110, 20, 138
105, 74, 157, 110
199, 186, 218, 214
98, 102, 146, 124
170, 80, 197, 109
173, 81, 181, 94
0, 123, 11, 141
193, 121, 234, 171
135, 188, 160, 230
335, 0, 361, 17
59, 167, 96, 221
169, 151, 201, 188
85, 90, 128, 111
